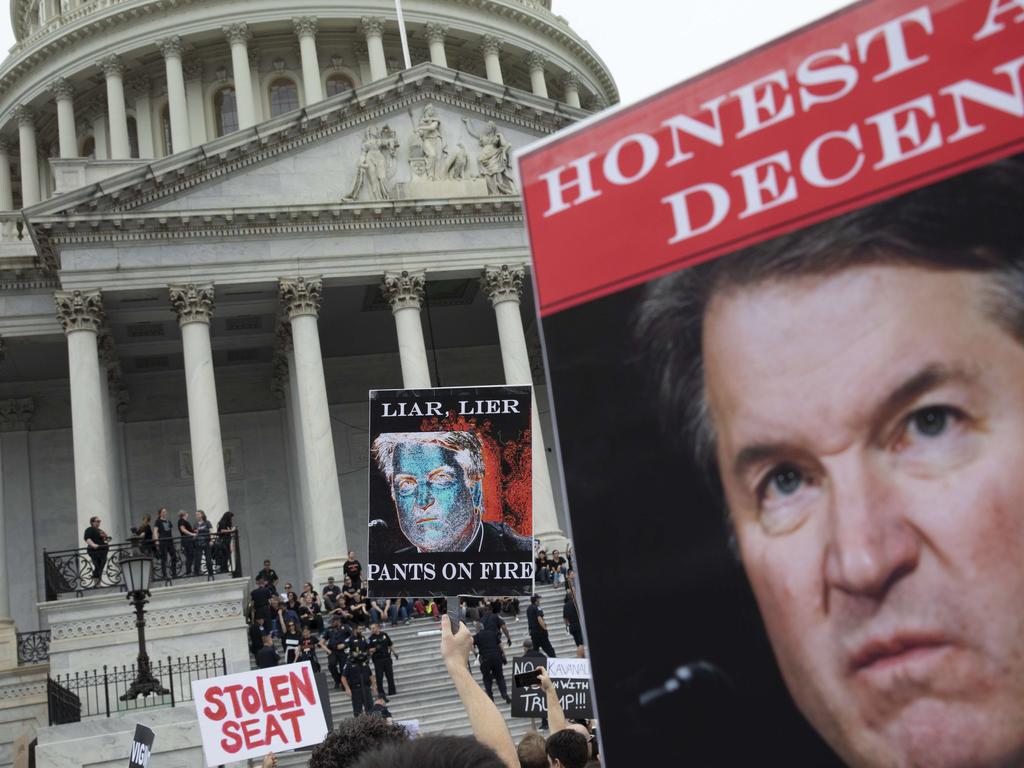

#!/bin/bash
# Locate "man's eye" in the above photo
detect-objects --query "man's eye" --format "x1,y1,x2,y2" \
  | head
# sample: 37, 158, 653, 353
396, 479, 417, 496
430, 473, 455, 487
908, 405, 952, 437
760, 464, 804, 499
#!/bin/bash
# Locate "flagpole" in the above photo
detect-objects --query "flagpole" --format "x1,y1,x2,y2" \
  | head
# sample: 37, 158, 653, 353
395, 0, 412, 70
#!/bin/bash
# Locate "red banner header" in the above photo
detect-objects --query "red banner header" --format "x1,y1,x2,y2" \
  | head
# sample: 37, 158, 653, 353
518, 0, 1024, 316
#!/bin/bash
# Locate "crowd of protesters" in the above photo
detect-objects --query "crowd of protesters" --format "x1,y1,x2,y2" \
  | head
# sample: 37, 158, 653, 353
248, 544, 596, 768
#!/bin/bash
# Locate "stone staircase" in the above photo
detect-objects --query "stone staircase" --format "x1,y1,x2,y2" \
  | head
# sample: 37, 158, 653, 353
274, 581, 578, 766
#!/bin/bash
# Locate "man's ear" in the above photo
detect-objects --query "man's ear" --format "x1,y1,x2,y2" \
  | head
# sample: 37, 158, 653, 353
471, 481, 483, 509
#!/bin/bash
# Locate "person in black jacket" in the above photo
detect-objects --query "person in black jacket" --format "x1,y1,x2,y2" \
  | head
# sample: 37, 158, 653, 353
367, 624, 398, 697
473, 622, 511, 703
342, 658, 377, 717
255, 635, 279, 669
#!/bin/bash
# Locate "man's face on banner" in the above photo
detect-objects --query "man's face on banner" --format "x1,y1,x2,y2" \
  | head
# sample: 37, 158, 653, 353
702, 264, 1024, 767
391, 440, 481, 551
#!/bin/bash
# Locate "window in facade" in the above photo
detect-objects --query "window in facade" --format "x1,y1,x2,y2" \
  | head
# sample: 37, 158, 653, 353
325, 74, 355, 97
214, 86, 239, 135
81, 136, 96, 160
160, 104, 173, 156
127, 117, 140, 159
268, 78, 300, 117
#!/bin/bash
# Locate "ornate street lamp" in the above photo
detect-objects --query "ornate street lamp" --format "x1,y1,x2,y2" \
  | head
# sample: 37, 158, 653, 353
119, 554, 169, 700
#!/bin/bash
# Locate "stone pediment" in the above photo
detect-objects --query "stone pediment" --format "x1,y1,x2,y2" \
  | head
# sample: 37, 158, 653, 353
25, 63, 583, 221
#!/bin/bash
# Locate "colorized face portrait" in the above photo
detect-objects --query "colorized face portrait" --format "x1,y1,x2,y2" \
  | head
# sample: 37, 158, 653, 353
703, 264, 1024, 767
389, 438, 482, 552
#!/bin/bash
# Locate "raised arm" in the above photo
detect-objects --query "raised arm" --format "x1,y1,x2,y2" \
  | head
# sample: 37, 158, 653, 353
536, 667, 567, 734
440, 615, 517, 768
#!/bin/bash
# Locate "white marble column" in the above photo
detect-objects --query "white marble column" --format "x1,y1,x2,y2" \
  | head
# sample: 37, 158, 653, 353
425, 23, 448, 68
279, 277, 347, 584
294, 17, 323, 105
1, 398, 39, 637
55, 289, 113, 542
0, 140, 13, 211
15, 107, 39, 207
88, 103, 109, 160
223, 23, 256, 130
562, 72, 581, 109
526, 52, 548, 99
49, 78, 78, 158
169, 283, 230, 519
481, 35, 504, 85
97, 337, 125, 542
183, 59, 208, 147
98, 55, 131, 160
361, 17, 388, 82
482, 265, 565, 546
248, 49, 264, 124
382, 271, 432, 389
157, 36, 190, 153
127, 75, 154, 159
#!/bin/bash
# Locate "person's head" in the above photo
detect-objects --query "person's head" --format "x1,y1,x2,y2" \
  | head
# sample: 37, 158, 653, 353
638, 156, 1024, 767
531, 594, 541, 605
140, 514, 151, 525
545, 730, 588, 768
263, 559, 272, 569
157, 507, 167, 520
517, 731, 548, 768
196, 509, 206, 522
286, 621, 297, 633
302, 626, 311, 638
284, 583, 293, 593
343, 577, 353, 588
370, 623, 381, 635
348, 551, 357, 560
304, 582, 314, 593
270, 596, 280, 608
332, 615, 342, 627
371, 431, 484, 551
300, 595, 310, 606
349, 736, 506, 768
353, 624, 364, 636
522, 638, 533, 653
308, 713, 409, 768
90, 516, 101, 528
328, 576, 336, 586
288, 592, 298, 604
219, 511, 234, 525
262, 634, 274, 647
179, 510, 188, 520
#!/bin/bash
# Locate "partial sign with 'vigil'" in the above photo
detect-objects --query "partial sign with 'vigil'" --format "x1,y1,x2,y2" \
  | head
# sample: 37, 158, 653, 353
192, 662, 328, 766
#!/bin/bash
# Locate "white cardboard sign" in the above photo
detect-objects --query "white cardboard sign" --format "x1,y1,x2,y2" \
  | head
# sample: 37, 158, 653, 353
191, 662, 328, 766
547, 657, 591, 680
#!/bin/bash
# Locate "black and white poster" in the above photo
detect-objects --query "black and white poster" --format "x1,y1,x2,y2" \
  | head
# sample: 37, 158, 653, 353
127, 724, 154, 768
367, 385, 533, 597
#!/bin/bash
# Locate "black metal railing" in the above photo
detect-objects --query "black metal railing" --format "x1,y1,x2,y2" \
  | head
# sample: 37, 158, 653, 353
16, 630, 50, 665
43, 529, 244, 600
47, 651, 227, 725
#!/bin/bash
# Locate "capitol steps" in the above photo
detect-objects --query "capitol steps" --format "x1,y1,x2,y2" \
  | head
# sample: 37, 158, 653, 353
272, 581, 579, 766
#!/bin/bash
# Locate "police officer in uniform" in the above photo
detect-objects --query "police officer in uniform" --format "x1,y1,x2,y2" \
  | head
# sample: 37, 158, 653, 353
473, 621, 512, 703
320, 616, 351, 689
341, 656, 377, 717
367, 623, 399, 698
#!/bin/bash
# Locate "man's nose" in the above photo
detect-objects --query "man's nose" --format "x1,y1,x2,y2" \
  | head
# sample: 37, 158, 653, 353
415, 483, 434, 510
823, 459, 921, 600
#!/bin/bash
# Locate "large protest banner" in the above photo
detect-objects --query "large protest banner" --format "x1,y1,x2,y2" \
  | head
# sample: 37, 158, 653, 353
511, 656, 594, 720
367, 385, 533, 597
518, 1, 1024, 765
192, 662, 328, 766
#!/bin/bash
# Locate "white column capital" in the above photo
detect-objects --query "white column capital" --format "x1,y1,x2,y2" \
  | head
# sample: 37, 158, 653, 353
482, 264, 526, 306
562, 71, 581, 89
223, 22, 252, 46
55, 289, 105, 333
293, 16, 319, 39
13, 105, 35, 129
97, 54, 126, 79
169, 283, 215, 326
125, 74, 151, 99
480, 34, 503, 57
425, 23, 448, 45
157, 35, 185, 59
382, 270, 426, 312
0, 397, 34, 432
279, 276, 323, 319
525, 51, 547, 73
49, 77, 74, 101
361, 16, 386, 38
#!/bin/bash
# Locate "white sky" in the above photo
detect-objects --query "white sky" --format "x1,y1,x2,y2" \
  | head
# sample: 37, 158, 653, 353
0, 0, 853, 103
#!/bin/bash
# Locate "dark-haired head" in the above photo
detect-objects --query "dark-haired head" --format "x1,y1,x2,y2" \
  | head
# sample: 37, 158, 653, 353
349, 735, 506, 768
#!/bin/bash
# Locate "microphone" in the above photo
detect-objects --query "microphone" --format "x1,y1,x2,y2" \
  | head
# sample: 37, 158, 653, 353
638, 660, 732, 707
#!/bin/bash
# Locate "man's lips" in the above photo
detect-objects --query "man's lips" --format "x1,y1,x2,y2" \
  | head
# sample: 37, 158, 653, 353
415, 516, 439, 524
849, 633, 952, 673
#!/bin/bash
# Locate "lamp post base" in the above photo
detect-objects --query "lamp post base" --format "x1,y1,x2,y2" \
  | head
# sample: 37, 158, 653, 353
119, 670, 169, 701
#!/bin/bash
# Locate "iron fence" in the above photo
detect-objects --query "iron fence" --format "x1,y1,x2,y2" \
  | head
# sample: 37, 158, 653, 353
47, 651, 227, 725
43, 529, 243, 600
16, 630, 50, 665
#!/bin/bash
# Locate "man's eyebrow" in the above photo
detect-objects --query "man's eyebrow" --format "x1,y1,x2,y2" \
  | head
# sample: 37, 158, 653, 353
426, 465, 456, 480
729, 363, 976, 479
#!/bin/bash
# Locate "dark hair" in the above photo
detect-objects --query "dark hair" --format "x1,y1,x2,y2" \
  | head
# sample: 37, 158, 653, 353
517, 731, 547, 768
350, 735, 506, 768
545, 730, 589, 768
530, 594, 540, 604
637, 154, 1024, 486
308, 714, 409, 768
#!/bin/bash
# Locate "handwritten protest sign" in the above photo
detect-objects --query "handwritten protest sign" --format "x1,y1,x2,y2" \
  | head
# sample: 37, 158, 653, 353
191, 662, 328, 766
511, 656, 593, 719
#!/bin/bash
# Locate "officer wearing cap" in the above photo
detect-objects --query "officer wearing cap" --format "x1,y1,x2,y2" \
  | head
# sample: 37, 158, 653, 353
367, 623, 399, 698
320, 615, 351, 689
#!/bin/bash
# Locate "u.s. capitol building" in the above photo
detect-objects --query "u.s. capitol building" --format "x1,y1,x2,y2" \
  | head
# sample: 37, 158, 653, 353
0, 0, 615, 762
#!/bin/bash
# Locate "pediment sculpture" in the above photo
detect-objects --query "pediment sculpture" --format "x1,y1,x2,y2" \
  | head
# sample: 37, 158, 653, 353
342, 124, 400, 202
